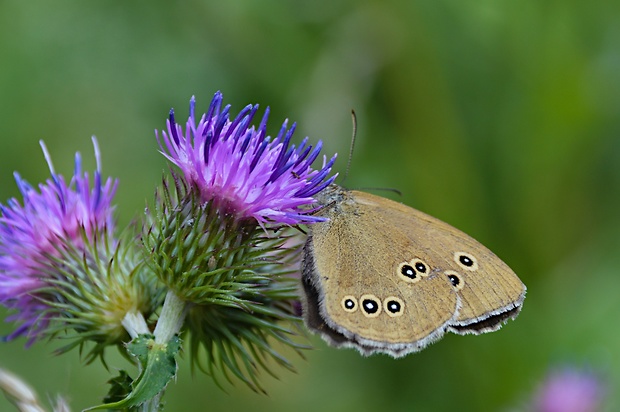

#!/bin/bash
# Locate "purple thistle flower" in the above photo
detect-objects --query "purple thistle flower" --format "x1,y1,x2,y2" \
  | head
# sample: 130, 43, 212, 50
0, 138, 118, 344
156, 91, 337, 226
146, 93, 339, 391
533, 367, 605, 412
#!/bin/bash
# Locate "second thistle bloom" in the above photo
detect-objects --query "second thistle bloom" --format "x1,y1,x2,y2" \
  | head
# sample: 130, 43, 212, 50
156, 91, 337, 226
0, 139, 117, 343
0, 139, 159, 355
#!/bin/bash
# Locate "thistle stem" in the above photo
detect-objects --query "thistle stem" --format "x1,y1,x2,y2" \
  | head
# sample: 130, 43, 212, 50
138, 290, 187, 412
122, 310, 151, 339
153, 290, 188, 344
142, 396, 160, 412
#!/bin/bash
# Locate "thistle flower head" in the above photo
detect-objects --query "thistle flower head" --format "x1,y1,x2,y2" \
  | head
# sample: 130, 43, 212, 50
156, 91, 337, 226
145, 92, 338, 391
0, 139, 159, 355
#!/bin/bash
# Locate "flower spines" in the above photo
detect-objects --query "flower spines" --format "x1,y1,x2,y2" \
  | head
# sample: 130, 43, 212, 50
186, 294, 306, 394
145, 175, 278, 307
185, 241, 307, 393
38, 226, 159, 362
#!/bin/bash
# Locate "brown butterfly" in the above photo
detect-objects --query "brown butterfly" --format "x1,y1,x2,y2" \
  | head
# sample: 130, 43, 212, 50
301, 185, 526, 357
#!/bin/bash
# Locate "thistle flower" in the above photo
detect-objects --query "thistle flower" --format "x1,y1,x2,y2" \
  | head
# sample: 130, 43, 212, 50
533, 367, 605, 412
0, 139, 159, 358
145, 92, 337, 391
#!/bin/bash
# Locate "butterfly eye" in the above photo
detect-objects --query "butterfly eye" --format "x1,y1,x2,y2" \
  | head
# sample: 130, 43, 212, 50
445, 270, 464, 291
397, 258, 430, 283
454, 252, 479, 271
341, 296, 358, 313
414, 261, 427, 273
383, 296, 405, 317
398, 263, 418, 282
360, 294, 382, 317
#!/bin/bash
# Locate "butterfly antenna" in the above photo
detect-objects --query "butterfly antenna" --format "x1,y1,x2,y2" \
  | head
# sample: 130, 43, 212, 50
359, 187, 403, 197
342, 110, 357, 185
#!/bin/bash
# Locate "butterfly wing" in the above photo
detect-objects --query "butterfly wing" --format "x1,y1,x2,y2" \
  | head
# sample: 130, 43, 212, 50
348, 191, 526, 335
301, 190, 460, 358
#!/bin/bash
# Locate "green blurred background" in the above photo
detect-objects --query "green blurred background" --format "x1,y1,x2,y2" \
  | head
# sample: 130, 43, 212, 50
1, 0, 619, 411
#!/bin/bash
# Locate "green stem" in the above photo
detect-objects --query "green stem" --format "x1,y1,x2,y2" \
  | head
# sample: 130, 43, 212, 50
154, 290, 188, 343
141, 394, 160, 411
139, 290, 188, 412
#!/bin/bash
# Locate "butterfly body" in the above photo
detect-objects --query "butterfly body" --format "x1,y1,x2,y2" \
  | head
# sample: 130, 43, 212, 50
301, 185, 526, 358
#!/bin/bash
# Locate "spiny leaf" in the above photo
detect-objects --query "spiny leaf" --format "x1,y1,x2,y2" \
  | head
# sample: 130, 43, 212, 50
102, 370, 133, 405
84, 334, 181, 411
